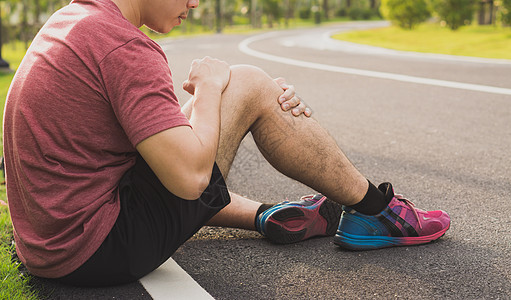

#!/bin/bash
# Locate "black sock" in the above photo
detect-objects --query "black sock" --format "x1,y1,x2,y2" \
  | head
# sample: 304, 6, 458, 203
254, 203, 274, 230
348, 181, 388, 215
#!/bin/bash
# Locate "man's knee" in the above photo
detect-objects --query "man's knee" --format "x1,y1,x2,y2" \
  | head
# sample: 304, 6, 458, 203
226, 64, 281, 110
230, 64, 268, 81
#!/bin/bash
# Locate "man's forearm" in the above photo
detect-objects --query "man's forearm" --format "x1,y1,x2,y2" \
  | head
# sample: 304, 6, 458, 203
188, 85, 223, 175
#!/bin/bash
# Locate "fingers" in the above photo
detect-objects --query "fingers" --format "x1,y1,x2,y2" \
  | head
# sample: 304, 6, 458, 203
274, 77, 287, 89
280, 94, 300, 110
281, 96, 312, 117
274, 77, 311, 117
185, 56, 231, 94
274, 77, 293, 104
291, 101, 312, 117
278, 84, 295, 104
183, 80, 195, 95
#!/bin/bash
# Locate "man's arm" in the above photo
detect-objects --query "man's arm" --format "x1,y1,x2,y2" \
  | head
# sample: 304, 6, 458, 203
136, 57, 230, 200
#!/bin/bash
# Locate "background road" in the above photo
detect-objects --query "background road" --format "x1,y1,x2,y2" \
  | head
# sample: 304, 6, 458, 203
32, 21, 511, 299
166, 21, 511, 299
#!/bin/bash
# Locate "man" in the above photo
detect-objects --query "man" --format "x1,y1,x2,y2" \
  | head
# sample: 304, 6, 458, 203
3, 0, 450, 287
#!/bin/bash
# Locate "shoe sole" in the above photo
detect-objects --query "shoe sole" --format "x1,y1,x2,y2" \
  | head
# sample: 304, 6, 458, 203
264, 199, 342, 244
333, 223, 450, 250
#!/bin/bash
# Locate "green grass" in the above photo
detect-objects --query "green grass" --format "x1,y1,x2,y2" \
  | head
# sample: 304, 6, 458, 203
0, 42, 39, 300
0, 216, 38, 300
332, 23, 511, 60
3, 41, 27, 69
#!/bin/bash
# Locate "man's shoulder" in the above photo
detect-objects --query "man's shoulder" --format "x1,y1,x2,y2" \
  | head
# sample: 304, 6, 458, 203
46, 0, 154, 57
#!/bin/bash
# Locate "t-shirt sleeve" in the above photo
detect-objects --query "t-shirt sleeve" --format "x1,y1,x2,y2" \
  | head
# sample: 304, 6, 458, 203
99, 37, 190, 147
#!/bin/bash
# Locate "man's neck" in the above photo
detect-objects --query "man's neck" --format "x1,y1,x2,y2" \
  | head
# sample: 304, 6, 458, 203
111, 0, 142, 27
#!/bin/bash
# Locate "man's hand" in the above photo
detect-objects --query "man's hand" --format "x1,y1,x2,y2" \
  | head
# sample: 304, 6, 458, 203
274, 77, 311, 117
141, 56, 231, 200
183, 56, 231, 95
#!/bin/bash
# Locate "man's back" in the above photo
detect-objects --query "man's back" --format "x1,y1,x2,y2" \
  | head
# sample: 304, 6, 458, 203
3, 0, 188, 278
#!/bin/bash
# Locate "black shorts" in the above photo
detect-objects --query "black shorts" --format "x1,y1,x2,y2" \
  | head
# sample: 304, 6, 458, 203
55, 155, 230, 287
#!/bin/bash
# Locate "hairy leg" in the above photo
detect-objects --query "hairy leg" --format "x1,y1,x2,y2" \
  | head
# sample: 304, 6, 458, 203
182, 65, 368, 228
206, 192, 261, 230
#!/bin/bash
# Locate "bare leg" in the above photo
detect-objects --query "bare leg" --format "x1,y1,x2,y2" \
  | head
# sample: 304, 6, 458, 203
182, 65, 368, 229
207, 192, 261, 230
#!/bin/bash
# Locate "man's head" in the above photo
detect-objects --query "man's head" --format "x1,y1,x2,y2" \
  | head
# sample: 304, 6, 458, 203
113, 0, 199, 33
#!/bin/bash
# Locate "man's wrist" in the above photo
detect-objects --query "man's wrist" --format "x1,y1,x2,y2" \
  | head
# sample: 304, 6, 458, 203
194, 81, 224, 95
193, 85, 223, 107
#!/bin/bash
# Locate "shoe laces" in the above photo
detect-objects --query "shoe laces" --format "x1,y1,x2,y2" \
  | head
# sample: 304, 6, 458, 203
394, 193, 422, 230
280, 194, 321, 206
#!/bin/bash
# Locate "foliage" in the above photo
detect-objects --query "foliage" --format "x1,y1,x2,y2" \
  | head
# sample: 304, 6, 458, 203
381, 0, 431, 29
1, 0, 69, 46
348, 7, 374, 20
431, 0, 476, 30
336, 7, 348, 17
261, 0, 282, 27
502, 0, 511, 26
337, 0, 373, 20
1, 0, 383, 38
299, 6, 312, 19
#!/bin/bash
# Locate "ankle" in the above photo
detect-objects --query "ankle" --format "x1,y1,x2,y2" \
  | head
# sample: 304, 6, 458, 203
254, 203, 274, 232
347, 180, 388, 215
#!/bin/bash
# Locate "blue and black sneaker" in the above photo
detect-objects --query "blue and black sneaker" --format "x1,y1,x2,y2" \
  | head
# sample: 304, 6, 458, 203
334, 183, 451, 250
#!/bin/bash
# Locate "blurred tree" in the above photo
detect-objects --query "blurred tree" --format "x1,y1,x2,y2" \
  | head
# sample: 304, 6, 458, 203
500, 0, 511, 25
323, 0, 330, 19
381, 0, 430, 29
2, 0, 68, 47
215, 0, 221, 32
284, 0, 298, 27
298, 0, 312, 20
222, 0, 239, 26
432, 0, 476, 30
347, 0, 373, 20
0, 2, 11, 70
198, 1, 215, 30
311, 0, 321, 23
248, 0, 262, 28
261, 0, 282, 27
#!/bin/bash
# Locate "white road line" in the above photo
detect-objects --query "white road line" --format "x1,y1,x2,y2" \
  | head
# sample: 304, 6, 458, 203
139, 258, 214, 300
238, 32, 511, 96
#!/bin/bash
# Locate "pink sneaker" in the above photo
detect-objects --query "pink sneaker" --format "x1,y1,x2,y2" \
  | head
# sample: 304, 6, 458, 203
334, 183, 450, 250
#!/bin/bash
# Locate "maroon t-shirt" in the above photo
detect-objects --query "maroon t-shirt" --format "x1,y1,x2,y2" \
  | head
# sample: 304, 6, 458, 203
3, 0, 190, 278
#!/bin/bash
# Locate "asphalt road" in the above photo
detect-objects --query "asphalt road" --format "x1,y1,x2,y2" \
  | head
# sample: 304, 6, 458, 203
32, 21, 511, 299
167, 21, 511, 299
